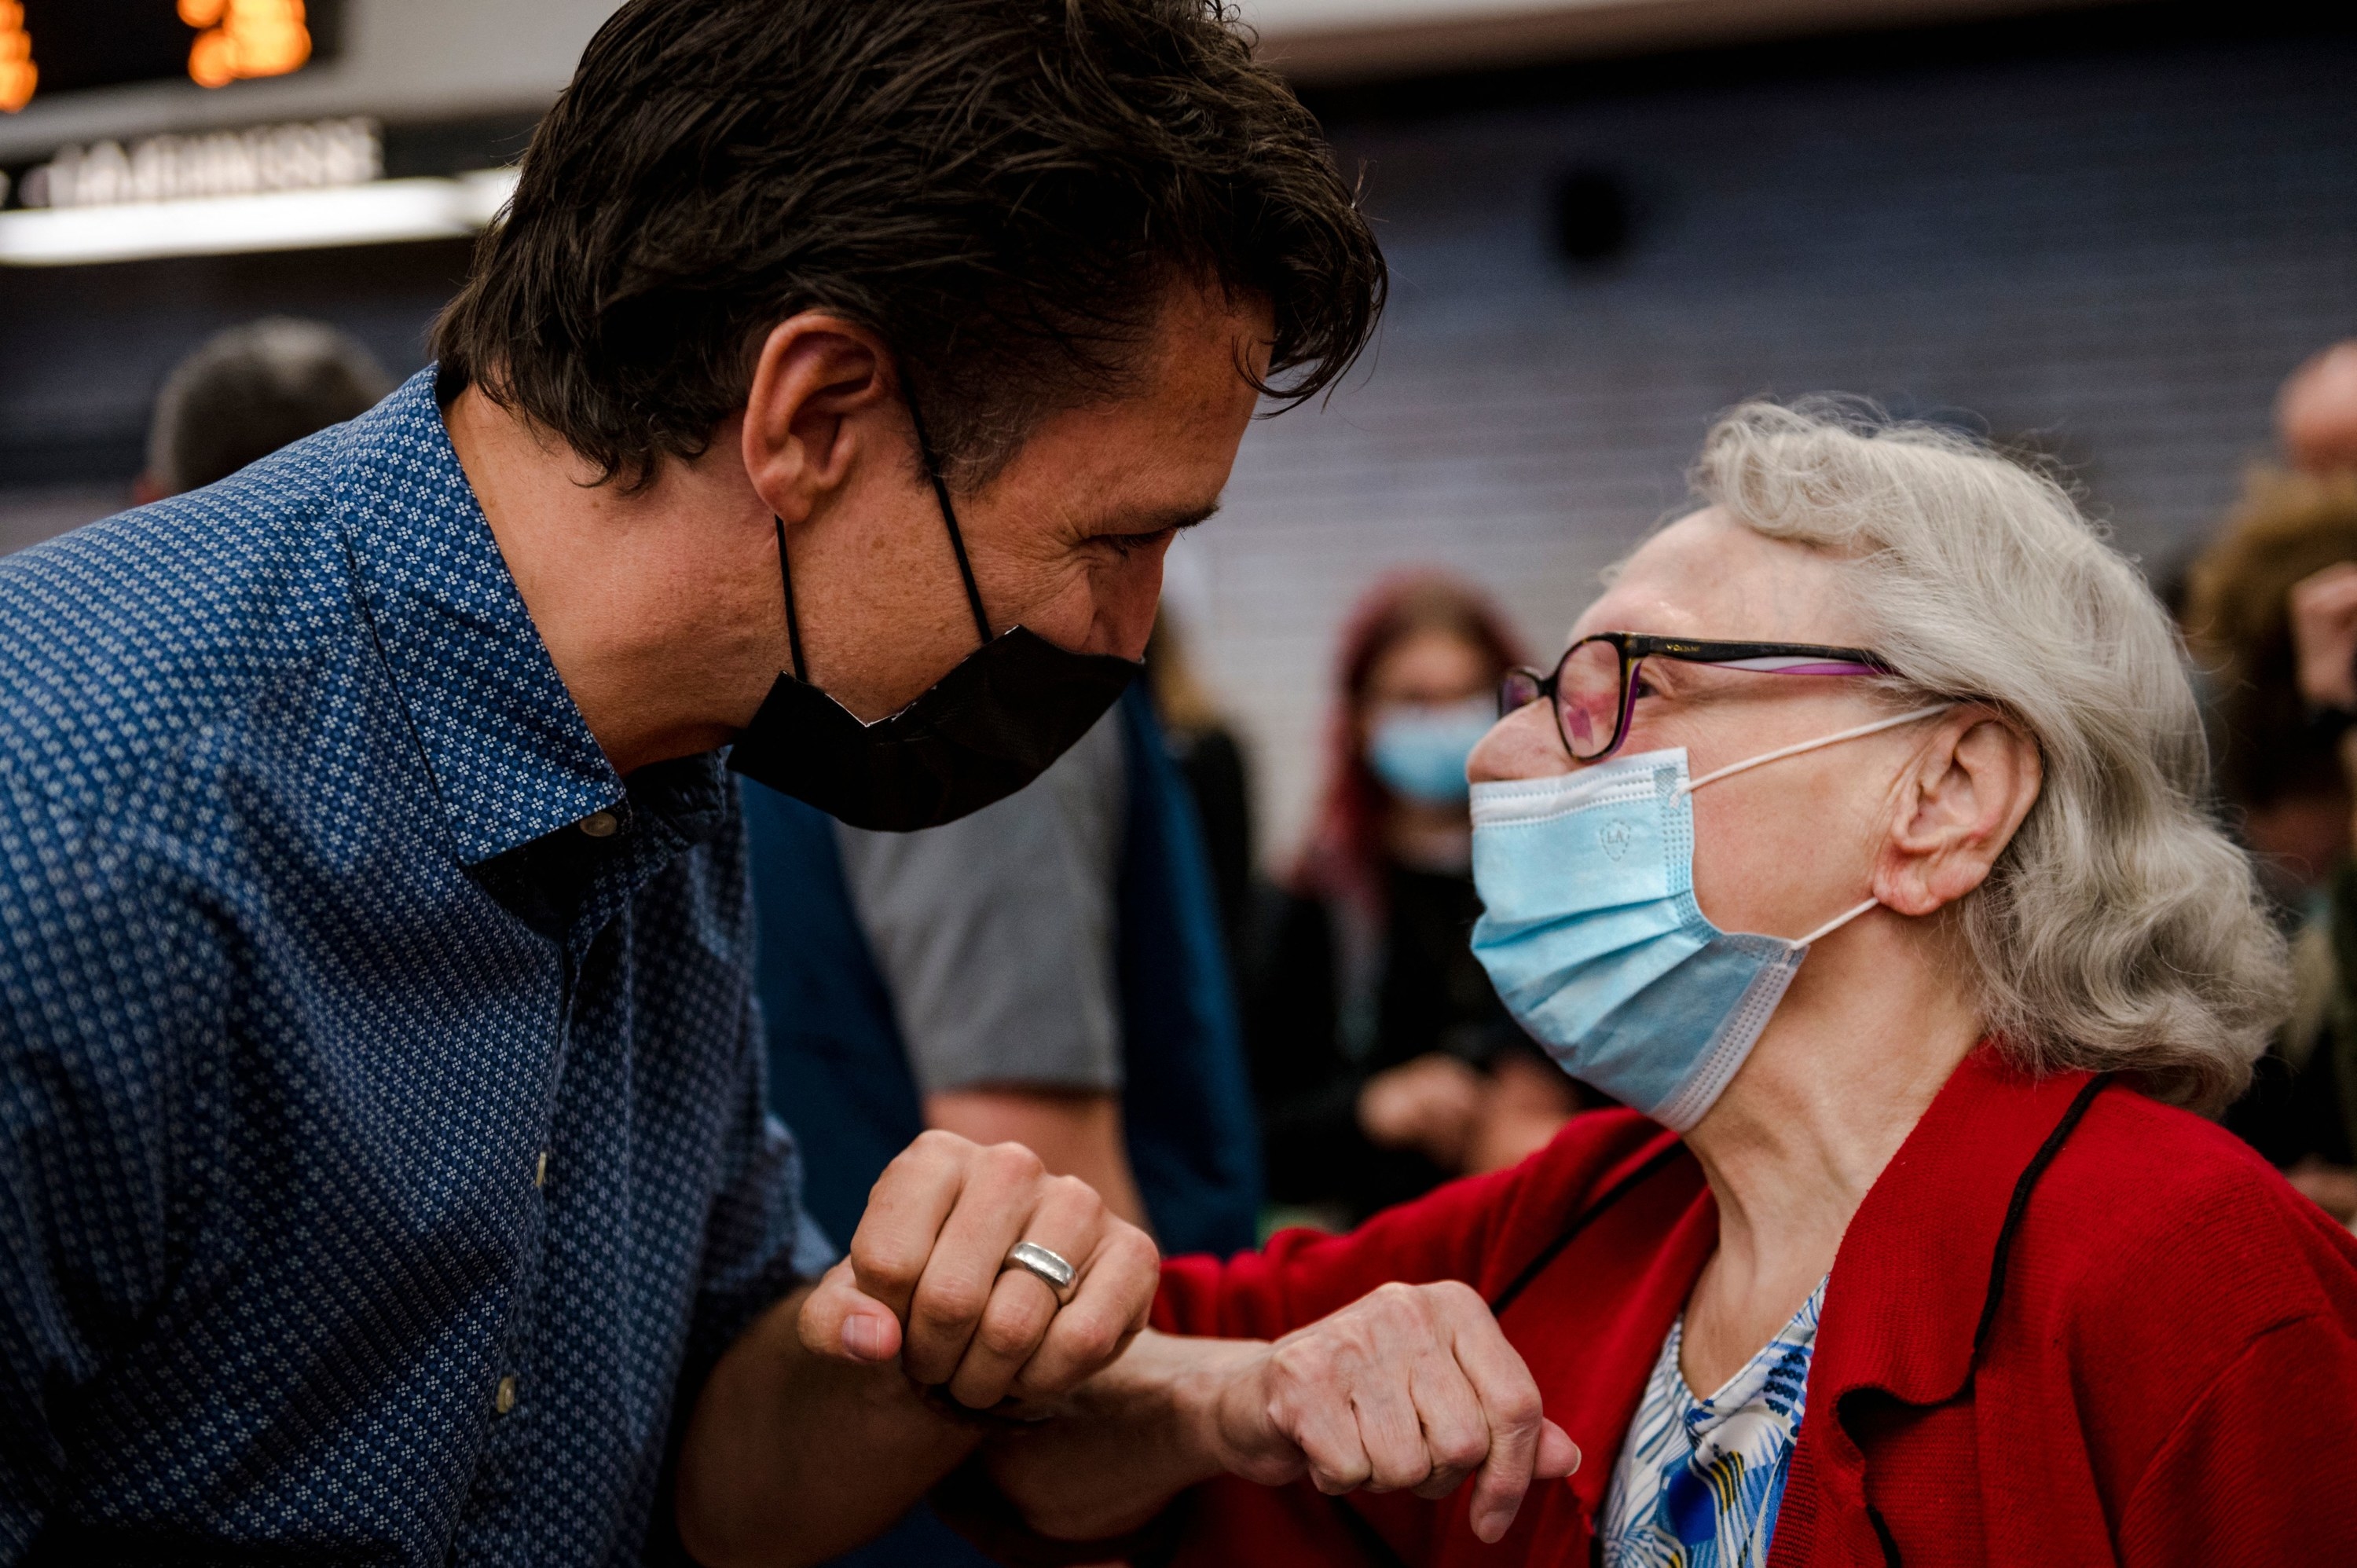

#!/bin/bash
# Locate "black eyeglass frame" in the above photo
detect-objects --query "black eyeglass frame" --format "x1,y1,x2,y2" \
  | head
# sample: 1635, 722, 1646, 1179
1501, 632, 1896, 763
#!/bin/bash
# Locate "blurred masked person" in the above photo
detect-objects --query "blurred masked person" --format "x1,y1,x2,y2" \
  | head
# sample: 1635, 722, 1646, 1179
0, 2, 1383, 1562
1246, 575, 1580, 1225
953, 402, 2357, 1568
137, 317, 391, 501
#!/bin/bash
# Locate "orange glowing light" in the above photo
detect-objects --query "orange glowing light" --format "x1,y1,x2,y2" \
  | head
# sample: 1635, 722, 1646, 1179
0, 1, 35, 115
181, 0, 311, 91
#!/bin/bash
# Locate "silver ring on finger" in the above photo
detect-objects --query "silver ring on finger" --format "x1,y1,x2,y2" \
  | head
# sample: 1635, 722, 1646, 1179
1002, 1240, 1077, 1302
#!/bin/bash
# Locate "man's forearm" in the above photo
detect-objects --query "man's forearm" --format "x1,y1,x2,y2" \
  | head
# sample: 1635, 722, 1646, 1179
977, 1329, 1266, 1543
676, 1285, 981, 1568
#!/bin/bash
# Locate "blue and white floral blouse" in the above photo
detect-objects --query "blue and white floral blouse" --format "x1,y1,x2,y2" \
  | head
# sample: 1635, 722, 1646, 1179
1600, 1277, 1830, 1568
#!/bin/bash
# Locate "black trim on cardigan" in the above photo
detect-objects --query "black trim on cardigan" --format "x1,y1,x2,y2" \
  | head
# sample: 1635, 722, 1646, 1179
1490, 1138, 1689, 1317
1971, 1073, 2111, 1357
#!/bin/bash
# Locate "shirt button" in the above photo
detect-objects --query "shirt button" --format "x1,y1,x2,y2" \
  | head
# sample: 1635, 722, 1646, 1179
494, 1376, 518, 1416
577, 810, 620, 838
534, 1150, 548, 1189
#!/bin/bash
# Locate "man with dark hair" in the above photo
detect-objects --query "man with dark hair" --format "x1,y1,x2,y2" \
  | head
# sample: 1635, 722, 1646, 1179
138, 317, 393, 500
0, 0, 1381, 1562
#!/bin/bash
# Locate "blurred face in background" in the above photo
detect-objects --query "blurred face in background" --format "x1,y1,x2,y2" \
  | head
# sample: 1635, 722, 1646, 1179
2281, 342, 2357, 474
1359, 625, 1501, 815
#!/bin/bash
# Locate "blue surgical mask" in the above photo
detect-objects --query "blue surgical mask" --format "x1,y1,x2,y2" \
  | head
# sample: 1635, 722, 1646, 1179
1468, 706, 1945, 1129
1368, 698, 1494, 807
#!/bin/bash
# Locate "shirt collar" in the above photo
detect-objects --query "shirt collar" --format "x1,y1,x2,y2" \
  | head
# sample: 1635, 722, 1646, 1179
335, 367, 624, 865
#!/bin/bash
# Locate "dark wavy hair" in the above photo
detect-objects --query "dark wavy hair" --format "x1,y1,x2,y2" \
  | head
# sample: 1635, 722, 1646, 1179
433, 0, 1385, 488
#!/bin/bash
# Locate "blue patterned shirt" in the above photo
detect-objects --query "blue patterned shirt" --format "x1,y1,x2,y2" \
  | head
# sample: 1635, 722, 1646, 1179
1600, 1278, 1827, 1568
0, 370, 835, 1564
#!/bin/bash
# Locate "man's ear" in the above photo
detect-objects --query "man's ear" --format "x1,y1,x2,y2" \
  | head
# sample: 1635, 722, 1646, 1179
741, 314, 898, 526
1875, 710, 2042, 918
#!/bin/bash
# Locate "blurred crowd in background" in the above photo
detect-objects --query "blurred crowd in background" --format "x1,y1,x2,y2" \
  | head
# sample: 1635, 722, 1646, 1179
2, 0, 2355, 1348
117, 317, 2357, 1258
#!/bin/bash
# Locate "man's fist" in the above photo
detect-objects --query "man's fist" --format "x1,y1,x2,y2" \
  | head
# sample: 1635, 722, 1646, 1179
798, 1130, 1160, 1409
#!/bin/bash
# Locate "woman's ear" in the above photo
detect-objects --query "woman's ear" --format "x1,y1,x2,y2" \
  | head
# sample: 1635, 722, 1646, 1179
741, 313, 897, 526
1875, 710, 2042, 918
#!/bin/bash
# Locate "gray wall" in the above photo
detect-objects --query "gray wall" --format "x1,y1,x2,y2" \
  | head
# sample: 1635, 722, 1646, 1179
1170, 25, 2357, 862
5, 20, 2353, 865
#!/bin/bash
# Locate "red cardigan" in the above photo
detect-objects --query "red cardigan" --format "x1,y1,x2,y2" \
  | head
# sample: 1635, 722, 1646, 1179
1152, 1049, 2357, 1566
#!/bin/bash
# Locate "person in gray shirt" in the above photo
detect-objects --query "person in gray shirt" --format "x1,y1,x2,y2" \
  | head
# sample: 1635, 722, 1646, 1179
835, 708, 1149, 1225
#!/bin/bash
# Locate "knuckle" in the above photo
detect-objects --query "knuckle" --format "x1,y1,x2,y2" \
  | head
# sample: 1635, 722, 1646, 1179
915, 1275, 990, 1327
977, 1307, 1044, 1361
1058, 1315, 1120, 1368
848, 1236, 921, 1289
1369, 1283, 1428, 1331
984, 1141, 1046, 1183
1044, 1172, 1098, 1210
1494, 1386, 1544, 1429
1437, 1429, 1489, 1471
1310, 1459, 1368, 1496
1335, 1315, 1381, 1358
1385, 1455, 1437, 1492
1105, 1225, 1162, 1280
889, 1130, 966, 1181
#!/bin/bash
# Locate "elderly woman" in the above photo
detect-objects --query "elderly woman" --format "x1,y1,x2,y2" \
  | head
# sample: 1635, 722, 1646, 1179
937, 403, 2357, 1565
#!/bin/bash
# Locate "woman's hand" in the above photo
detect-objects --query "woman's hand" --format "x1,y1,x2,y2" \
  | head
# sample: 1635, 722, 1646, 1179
2289, 561, 2357, 712
1202, 1280, 1579, 1543
2286, 1156, 2357, 1225
1358, 1053, 1488, 1170
1464, 1051, 1582, 1174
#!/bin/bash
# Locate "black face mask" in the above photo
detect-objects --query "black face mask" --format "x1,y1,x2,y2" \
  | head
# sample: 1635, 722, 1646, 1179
728, 405, 1141, 832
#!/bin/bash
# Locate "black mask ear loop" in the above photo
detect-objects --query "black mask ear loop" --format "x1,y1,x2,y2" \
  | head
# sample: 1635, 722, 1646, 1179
903, 395, 995, 647
773, 517, 809, 683
769, 393, 991, 685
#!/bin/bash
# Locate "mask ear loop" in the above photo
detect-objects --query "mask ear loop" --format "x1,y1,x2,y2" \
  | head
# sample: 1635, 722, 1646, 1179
773, 516, 809, 683
1667, 701, 1950, 951
1791, 896, 1880, 950
1673, 702, 1952, 797
903, 392, 995, 647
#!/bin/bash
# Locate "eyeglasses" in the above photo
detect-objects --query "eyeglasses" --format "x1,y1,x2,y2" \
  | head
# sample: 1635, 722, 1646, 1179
1501, 632, 1894, 763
